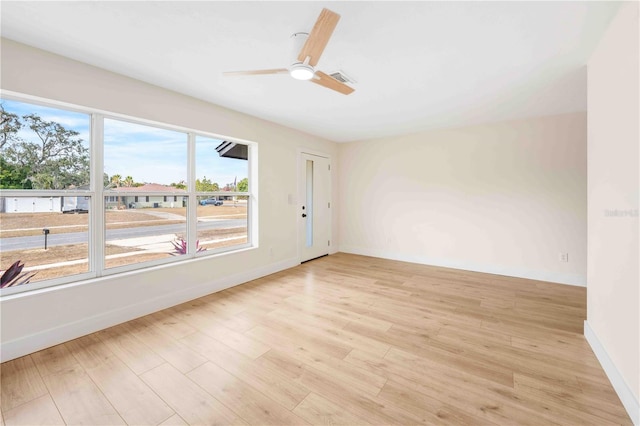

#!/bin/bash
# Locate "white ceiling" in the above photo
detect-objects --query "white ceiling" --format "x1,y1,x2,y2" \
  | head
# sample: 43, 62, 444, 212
1, 1, 620, 143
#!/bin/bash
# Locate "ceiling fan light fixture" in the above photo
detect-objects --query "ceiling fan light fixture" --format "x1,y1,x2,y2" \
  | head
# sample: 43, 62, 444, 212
289, 62, 315, 80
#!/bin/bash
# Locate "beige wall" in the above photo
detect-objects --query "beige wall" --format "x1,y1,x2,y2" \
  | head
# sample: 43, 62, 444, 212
586, 0, 639, 412
339, 113, 587, 286
0, 39, 339, 360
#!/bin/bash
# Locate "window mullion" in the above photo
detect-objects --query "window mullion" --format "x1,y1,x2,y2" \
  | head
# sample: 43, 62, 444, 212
91, 114, 105, 275
187, 132, 197, 255
249, 143, 258, 247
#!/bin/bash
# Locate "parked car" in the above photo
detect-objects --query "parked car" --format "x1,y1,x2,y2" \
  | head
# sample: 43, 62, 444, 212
200, 197, 223, 206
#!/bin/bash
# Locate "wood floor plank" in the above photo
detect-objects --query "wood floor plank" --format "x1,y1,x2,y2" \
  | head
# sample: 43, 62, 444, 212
383, 341, 515, 388
433, 331, 607, 390
30, 345, 78, 378
180, 332, 310, 410
265, 346, 387, 398
123, 318, 207, 374
385, 369, 564, 426
347, 336, 620, 425
140, 363, 247, 425
514, 373, 633, 425
66, 334, 175, 426
158, 414, 188, 425
0, 356, 48, 412
170, 307, 271, 359
517, 292, 586, 309
41, 364, 125, 425
378, 379, 499, 426
187, 362, 308, 425
259, 349, 417, 425
203, 324, 271, 359
246, 324, 352, 360
2, 394, 64, 426
577, 374, 630, 406
481, 315, 587, 343
264, 307, 391, 358
217, 310, 268, 333
343, 348, 557, 425
196, 294, 247, 318
283, 294, 392, 331
437, 322, 513, 346
292, 392, 372, 426
270, 303, 351, 331
342, 320, 440, 355
509, 334, 600, 367
96, 323, 165, 375
293, 361, 425, 425
141, 309, 198, 340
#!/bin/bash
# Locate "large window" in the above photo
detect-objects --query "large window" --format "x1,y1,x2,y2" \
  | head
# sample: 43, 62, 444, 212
0, 96, 255, 294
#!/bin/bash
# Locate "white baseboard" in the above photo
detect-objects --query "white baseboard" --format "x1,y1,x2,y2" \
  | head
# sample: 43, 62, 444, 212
584, 321, 639, 425
0, 257, 299, 363
339, 246, 586, 287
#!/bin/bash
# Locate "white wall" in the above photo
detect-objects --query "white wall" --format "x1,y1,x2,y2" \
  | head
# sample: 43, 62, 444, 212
0, 39, 339, 361
339, 112, 587, 286
585, 2, 639, 423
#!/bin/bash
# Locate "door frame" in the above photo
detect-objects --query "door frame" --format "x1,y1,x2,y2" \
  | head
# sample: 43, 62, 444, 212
297, 148, 333, 263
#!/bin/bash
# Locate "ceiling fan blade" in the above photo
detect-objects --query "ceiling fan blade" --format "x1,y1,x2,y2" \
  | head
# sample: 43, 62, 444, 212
297, 8, 340, 67
223, 68, 289, 76
310, 71, 354, 95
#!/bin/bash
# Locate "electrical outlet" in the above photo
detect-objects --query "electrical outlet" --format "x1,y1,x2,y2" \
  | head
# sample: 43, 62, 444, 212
559, 253, 569, 262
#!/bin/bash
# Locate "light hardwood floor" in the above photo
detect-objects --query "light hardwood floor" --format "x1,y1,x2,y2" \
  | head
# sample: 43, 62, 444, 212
0, 253, 632, 425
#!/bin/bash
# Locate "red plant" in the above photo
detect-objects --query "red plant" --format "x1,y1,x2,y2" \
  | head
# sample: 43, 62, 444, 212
171, 238, 206, 255
0, 260, 37, 289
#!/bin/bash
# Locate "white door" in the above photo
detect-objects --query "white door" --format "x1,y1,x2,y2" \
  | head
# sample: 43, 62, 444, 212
299, 153, 331, 262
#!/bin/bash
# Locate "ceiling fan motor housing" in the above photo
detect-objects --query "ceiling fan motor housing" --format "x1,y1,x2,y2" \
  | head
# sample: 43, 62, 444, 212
290, 32, 309, 58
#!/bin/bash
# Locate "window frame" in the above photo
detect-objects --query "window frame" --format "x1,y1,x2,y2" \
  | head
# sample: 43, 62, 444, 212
0, 91, 258, 296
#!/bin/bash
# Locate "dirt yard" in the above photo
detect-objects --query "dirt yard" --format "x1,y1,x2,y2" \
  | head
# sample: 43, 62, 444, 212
156, 205, 248, 218
0, 210, 178, 238
0, 205, 247, 237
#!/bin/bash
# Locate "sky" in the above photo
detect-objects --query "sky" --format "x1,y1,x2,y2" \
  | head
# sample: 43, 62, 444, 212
2, 98, 248, 187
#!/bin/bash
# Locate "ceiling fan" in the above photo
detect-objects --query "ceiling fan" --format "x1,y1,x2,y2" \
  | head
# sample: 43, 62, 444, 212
223, 8, 354, 95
